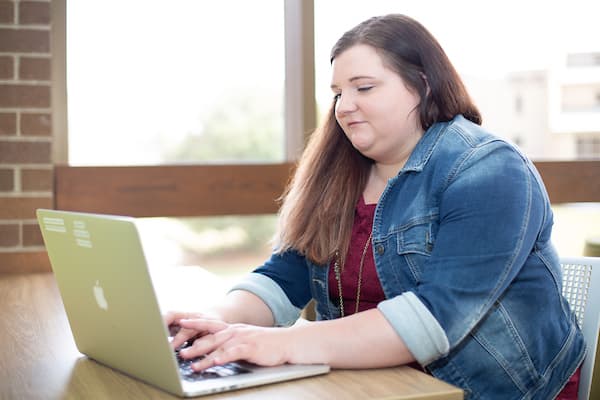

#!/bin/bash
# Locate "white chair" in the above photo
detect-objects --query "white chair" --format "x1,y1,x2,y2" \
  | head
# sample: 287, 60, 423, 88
561, 256, 600, 400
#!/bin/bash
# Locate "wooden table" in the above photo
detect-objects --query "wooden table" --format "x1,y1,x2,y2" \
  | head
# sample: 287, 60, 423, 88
0, 271, 463, 399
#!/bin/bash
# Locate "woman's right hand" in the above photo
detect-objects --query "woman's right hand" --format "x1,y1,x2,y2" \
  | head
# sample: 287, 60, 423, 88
164, 290, 275, 350
164, 310, 223, 350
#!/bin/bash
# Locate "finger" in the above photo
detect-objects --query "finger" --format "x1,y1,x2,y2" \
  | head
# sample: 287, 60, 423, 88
191, 341, 260, 371
164, 310, 177, 326
180, 328, 234, 359
164, 310, 191, 326
172, 319, 228, 351
190, 348, 232, 371
190, 353, 217, 371
171, 326, 201, 350
178, 318, 228, 334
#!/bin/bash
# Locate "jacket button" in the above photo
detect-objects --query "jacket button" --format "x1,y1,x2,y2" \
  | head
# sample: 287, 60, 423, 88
376, 244, 385, 255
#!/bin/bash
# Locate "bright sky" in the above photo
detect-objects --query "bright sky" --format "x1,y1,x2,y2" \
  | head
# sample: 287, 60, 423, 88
67, 0, 600, 165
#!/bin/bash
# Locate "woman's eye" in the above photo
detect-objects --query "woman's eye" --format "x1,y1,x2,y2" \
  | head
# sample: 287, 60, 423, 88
358, 86, 374, 92
333, 93, 341, 101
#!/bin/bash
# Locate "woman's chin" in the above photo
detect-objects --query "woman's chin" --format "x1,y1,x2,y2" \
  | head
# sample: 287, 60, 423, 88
351, 139, 374, 155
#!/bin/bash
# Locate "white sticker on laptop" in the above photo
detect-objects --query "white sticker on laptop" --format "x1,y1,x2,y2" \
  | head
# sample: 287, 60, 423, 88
43, 217, 67, 233
73, 220, 92, 248
76, 238, 93, 248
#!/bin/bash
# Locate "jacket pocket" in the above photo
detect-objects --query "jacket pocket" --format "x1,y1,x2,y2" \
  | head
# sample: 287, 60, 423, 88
394, 212, 438, 282
396, 212, 438, 256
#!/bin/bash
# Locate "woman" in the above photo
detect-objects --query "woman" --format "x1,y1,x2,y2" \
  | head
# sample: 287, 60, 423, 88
167, 14, 585, 399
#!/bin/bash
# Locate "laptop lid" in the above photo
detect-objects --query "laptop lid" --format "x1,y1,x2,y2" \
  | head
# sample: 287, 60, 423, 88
37, 209, 329, 397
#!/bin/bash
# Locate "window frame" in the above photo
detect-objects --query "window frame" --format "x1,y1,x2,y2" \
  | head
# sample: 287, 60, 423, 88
51, 0, 600, 217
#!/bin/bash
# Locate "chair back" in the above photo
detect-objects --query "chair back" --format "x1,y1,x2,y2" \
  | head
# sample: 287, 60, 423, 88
561, 257, 600, 400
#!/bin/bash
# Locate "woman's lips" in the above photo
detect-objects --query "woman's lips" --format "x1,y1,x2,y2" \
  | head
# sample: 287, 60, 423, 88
347, 120, 365, 127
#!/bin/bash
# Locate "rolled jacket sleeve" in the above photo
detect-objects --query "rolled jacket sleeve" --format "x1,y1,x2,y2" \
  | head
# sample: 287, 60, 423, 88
230, 272, 303, 327
378, 292, 449, 365
229, 250, 312, 327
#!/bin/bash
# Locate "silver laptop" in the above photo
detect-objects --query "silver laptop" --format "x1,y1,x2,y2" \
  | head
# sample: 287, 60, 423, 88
36, 208, 330, 397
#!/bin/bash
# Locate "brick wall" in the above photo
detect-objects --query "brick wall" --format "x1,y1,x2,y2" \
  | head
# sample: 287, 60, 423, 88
0, 0, 53, 272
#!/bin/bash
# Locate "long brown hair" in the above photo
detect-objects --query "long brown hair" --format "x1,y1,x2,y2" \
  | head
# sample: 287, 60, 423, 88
275, 14, 481, 265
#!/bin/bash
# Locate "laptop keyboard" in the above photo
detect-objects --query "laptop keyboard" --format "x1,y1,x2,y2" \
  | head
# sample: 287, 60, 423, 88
175, 347, 251, 382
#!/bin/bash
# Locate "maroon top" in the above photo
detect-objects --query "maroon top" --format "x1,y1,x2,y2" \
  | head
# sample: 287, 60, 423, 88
326, 196, 581, 398
556, 366, 580, 400
328, 196, 384, 316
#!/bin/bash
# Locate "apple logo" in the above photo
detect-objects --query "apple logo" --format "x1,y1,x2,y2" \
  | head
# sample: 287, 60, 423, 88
93, 280, 109, 311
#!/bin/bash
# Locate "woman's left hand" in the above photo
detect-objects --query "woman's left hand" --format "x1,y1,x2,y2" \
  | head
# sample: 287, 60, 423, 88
177, 318, 292, 371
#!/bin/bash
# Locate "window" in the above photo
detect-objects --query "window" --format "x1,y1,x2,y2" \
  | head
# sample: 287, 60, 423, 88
67, 0, 286, 166
562, 84, 600, 112
567, 52, 600, 68
54, 0, 599, 269
64, 0, 298, 275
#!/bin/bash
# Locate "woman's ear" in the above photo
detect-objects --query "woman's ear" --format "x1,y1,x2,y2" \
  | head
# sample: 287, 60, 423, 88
420, 72, 431, 95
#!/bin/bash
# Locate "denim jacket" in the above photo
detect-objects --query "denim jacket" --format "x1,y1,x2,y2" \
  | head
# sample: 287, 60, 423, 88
232, 115, 586, 399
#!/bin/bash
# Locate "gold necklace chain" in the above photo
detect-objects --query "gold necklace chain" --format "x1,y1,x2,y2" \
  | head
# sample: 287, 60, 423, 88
333, 231, 373, 317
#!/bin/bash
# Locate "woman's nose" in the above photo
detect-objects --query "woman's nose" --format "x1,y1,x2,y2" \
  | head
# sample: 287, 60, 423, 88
335, 92, 357, 116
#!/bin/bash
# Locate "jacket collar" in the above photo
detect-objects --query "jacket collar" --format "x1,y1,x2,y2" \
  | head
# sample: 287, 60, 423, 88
400, 115, 463, 173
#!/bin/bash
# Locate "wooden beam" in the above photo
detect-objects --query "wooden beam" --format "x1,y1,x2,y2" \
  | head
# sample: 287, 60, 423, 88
55, 164, 295, 217
53, 161, 599, 219
534, 161, 600, 204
